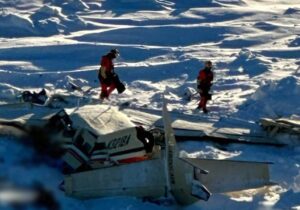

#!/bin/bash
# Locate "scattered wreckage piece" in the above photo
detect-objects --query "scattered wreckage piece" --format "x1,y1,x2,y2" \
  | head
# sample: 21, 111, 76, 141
21, 89, 48, 105
122, 107, 285, 146
0, 104, 158, 169
260, 117, 300, 136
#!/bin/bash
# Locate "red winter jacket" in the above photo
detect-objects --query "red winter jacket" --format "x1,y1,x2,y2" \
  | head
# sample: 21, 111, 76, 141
100, 55, 114, 74
197, 68, 213, 90
98, 55, 115, 83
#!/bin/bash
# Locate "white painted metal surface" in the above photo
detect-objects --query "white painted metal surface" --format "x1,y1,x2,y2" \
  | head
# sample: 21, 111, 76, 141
64, 101, 274, 205
65, 158, 166, 199
183, 158, 273, 193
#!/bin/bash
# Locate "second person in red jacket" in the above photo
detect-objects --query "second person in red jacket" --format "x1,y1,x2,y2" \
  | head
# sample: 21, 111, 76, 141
197, 61, 214, 113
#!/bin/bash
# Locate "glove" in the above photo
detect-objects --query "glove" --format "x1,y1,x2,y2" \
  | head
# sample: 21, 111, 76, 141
105, 78, 114, 85
106, 72, 116, 80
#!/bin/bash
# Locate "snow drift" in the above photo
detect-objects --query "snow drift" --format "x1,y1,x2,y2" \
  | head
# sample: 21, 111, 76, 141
0, 4, 88, 38
0, 12, 35, 37
237, 76, 300, 119
228, 49, 270, 77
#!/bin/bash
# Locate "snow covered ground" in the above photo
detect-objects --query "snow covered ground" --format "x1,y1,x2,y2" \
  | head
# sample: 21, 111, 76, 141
0, 0, 300, 209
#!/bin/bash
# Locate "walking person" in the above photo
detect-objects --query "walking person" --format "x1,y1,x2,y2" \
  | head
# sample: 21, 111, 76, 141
98, 49, 125, 100
196, 61, 214, 113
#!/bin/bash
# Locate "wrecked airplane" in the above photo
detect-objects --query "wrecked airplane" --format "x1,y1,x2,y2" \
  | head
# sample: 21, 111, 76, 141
0, 102, 275, 205
62, 102, 275, 205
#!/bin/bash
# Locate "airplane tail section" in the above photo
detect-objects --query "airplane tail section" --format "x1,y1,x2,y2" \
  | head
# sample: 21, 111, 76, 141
162, 98, 275, 205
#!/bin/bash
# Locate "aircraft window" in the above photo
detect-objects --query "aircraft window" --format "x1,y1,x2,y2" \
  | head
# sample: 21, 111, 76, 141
136, 127, 154, 153
47, 110, 74, 134
63, 128, 75, 138
48, 115, 63, 130
60, 115, 72, 128
74, 135, 91, 156
88, 131, 98, 139
74, 135, 84, 146
57, 110, 66, 117
94, 142, 106, 151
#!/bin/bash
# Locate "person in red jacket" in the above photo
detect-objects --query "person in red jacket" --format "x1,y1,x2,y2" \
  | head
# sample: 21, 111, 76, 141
197, 61, 214, 113
98, 49, 119, 99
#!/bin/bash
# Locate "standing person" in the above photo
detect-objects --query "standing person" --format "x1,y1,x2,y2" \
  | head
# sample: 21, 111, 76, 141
196, 61, 214, 113
98, 49, 125, 100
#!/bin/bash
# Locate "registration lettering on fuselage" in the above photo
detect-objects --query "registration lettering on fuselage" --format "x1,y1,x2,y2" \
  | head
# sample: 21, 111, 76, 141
107, 135, 131, 149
